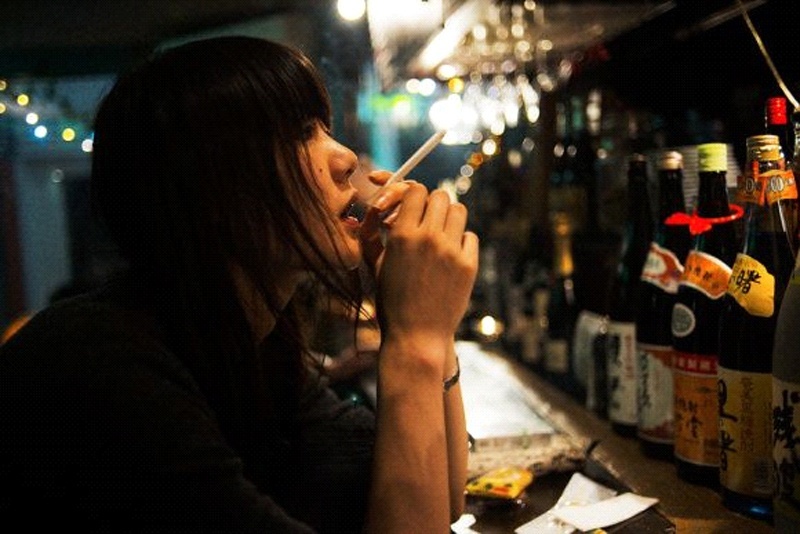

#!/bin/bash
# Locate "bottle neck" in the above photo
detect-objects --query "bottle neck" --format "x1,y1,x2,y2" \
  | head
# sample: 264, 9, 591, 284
627, 178, 652, 224
552, 234, 574, 278
696, 170, 730, 217
658, 169, 687, 220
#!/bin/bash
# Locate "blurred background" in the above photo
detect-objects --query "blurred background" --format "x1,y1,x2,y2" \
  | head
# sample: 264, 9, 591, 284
0, 0, 795, 337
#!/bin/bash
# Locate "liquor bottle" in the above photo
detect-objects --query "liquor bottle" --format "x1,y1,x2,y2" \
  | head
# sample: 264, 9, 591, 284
766, 97, 792, 156
636, 151, 692, 459
790, 106, 800, 252
671, 143, 739, 487
771, 110, 800, 533
570, 94, 614, 416
719, 135, 797, 518
773, 252, 800, 533
543, 212, 581, 399
517, 259, 550, 369
606, 154, 654, 436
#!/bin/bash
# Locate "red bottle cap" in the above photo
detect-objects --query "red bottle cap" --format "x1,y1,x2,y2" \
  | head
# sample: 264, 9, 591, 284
766, 96, 788, 126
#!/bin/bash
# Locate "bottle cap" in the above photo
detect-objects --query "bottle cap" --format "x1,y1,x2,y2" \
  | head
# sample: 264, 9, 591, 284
697, 143, 727, 172
766, 97, 788, 126
747, 134, 780, 147
746, 134, 783, 161
659, 150, 683, 170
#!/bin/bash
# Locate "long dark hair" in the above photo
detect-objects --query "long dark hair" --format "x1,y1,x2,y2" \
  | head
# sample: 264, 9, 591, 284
90, 36, 361, 461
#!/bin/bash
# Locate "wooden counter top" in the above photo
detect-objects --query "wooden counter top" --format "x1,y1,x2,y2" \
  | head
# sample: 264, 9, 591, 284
459, 342, 774, 533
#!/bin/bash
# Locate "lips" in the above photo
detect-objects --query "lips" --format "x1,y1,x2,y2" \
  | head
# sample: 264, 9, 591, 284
340, 194, 367, 223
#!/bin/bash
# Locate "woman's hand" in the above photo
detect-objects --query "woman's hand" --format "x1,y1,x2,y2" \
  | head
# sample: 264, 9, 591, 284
375, 182, 479, 346
359, 171, 410, 275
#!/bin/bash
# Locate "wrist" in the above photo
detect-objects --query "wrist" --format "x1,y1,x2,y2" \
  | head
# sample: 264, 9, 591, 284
378, 335, 448, 390
443, 356, 460, 393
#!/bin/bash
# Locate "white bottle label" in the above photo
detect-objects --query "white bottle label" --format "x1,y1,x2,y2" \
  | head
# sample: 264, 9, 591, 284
773, 377, 800, 518
572, 310, 606, 388
641, 242, 684, 294
637, 343, 674, 443
607, 321, 637, 425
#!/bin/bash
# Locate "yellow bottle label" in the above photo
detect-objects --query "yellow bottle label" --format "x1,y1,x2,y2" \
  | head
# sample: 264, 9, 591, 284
727, 253, 776, 317
718, 367, 773, 497
681, 250, 732, 300
674, 352, 719, 466
773, 377, 800, 516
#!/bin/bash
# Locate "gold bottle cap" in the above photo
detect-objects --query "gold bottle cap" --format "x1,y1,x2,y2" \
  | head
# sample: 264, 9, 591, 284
697, 143, 727, 172
659, 150, 683, 170
746, 135, 783, 162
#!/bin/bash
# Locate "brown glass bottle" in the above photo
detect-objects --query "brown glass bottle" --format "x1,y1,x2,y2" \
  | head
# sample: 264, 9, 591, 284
671, 143, 739, 487
542, 212, 582, 400
607, 154, 654, 437
636, 151, 691, 459
719, 135, 797, 518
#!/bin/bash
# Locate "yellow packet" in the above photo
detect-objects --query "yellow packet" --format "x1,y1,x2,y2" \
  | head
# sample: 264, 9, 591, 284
466, 466, 534, 499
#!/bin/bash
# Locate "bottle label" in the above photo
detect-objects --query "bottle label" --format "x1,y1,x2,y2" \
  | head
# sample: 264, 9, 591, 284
671, 302, 696, 338
737, 167, 797, 205
572, 310, 606, 389
640, 242, 684, 294
544, 339, 569, 374
727, 253, 776, 317
773, 377, 800, 517
680, 250, 732, 300
607, 321, 637, 425
673, 351, 719, 466
637, 343, 674, 443
718, 367, 773, 497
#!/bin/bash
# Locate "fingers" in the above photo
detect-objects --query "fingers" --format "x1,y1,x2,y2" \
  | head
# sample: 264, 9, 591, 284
443, 202, 468, 243
391, 182, 428, 226
462, 231, 480, 262
367, 170, 393, 186
421, 189, 451, 230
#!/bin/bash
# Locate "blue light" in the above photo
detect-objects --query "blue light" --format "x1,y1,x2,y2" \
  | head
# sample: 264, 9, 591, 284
33, 125, 48, 138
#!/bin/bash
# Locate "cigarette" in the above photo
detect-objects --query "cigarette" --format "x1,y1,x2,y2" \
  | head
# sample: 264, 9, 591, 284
348, 130, 446, 221
384, 130, 446, 187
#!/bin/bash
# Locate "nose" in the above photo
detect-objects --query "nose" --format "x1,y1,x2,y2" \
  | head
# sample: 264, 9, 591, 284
333, 142, 359, 185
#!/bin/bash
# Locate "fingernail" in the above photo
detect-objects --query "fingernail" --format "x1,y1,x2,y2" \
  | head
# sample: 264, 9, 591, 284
382, 207, 400, 225
371, 193, 390, 210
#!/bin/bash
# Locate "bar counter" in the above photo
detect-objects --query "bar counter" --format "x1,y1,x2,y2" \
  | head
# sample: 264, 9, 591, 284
458, 341, 775, 533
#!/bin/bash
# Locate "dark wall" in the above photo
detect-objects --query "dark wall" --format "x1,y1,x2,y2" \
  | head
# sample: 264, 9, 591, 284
590, 0, 796, 162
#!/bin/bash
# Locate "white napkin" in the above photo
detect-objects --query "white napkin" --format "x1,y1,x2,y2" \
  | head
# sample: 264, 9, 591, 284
515, 472, 617, 534
552, 492, 659, 532
451, 513, 480, 534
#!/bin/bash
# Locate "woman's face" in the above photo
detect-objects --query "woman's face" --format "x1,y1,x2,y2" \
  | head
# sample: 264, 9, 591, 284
301, 121, 363, 271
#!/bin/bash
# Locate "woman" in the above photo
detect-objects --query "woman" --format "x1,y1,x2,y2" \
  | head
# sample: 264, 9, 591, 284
0, 37, 478, 532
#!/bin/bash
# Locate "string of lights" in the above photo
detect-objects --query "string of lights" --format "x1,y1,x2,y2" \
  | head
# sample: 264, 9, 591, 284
0, 77, 94, 152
